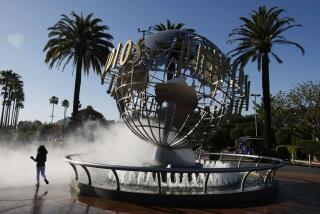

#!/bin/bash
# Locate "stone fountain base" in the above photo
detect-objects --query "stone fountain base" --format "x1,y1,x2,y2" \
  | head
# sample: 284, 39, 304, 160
77, 182, 278, 208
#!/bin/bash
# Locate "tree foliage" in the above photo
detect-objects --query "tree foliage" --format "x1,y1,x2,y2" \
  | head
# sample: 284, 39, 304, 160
288, 81, 320, 141
152, 19, 194, 32
297, 140, 320, 157
257, 81, 320, 142
49, 96, 59, 105
77, 105, 106, 124
205, 115, 256, 152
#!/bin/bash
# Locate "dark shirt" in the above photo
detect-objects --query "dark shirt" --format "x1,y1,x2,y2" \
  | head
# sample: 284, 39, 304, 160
35, 153, 46, 167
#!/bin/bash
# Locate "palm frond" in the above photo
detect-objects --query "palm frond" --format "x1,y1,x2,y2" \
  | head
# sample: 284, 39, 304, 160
151, 20, 193, 32
228, 5, 304, 72
273, 39, 305, 55
270, 51, 283, 64
44, 12, 114, 74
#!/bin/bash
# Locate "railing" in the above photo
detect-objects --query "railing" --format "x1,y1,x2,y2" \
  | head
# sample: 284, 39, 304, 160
64, 152, 284, 194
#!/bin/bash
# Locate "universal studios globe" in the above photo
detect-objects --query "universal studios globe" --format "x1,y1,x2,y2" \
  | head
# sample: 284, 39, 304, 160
101, 29, 250, 166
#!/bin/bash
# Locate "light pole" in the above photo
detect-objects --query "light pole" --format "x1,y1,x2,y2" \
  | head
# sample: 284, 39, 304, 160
251, 94, 261, 137
138, 26, 152, 39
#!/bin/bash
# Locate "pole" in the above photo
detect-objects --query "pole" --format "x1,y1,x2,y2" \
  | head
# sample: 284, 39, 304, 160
50, 103, 55, 124
251, 94, 261, 137
254, 98, 258, 137
138, 26, 152, 39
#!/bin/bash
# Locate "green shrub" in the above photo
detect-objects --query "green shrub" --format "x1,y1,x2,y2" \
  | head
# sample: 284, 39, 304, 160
230, 126, 244, 143
297, 140, 320, 157
276, 145, 291, 160
275, 128, 294, 145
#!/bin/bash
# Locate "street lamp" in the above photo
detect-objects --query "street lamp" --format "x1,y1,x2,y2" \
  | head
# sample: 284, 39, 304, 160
138, 26, 152, 39
251, 93, 261, 137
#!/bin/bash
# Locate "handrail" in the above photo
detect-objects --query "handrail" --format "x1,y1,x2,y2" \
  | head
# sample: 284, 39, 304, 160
241, 171, 251, 190
65, 152, 284, 194
64, 153, 284, 174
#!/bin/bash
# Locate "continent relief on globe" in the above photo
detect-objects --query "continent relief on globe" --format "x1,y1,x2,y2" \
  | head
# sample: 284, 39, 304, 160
155, 78, 198, 114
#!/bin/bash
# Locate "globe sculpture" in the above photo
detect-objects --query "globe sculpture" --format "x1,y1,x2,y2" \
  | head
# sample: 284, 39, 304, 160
101, 29, 250, 166
65, 30, 284, 206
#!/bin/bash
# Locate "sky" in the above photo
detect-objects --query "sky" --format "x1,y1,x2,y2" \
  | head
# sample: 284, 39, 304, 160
0, 0, 319, 123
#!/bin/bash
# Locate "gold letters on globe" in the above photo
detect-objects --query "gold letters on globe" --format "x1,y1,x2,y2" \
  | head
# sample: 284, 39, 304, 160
101, 38, 229, 85
101, 39, 142, 82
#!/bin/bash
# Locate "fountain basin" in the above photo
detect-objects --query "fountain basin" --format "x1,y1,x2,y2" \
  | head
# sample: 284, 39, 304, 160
65, 153, 284, 207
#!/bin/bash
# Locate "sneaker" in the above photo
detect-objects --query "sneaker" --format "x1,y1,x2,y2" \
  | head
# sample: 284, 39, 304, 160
44, 179, 49, 184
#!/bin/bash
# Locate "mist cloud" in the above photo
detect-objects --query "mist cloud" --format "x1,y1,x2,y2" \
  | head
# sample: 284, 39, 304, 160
0, 122, 156, 188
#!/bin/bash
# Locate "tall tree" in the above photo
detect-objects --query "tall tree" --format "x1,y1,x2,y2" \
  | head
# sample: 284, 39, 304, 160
0, 71, 23, 128
61, 99, 69, 132
49, 96, 59, 124
44, 12, 114, 123
8, 76, 24, 127
0, 70, 13, 127
228, 6, 304, 150
288, 81, 320, 141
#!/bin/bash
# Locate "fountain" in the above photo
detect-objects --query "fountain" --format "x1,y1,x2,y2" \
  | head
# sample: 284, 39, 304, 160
65, 29, 283, 207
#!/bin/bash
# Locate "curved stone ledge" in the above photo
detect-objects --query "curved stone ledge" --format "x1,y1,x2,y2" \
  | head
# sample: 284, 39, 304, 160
78, 182, 279, 208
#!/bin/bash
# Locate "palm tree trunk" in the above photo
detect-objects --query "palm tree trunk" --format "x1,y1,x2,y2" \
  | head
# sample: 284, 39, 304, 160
72, 57, 83, 123
2, 103, 7, 128
262, 53, 273, 151
15, 107, 19, 128
10, 99, 16, 126
5, 103, 11, 128
4, 103, 8, 128
0, 85, 8, 127
14, 106, 17, 126
11, 105, 16, 128
5, 90, 12, 128
63, 107, 67, 133
0, 99, 5, 127
51, 103, 55, 124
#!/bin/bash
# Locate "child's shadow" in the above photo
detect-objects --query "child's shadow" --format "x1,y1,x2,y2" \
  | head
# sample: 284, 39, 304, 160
32, 186, 48, 213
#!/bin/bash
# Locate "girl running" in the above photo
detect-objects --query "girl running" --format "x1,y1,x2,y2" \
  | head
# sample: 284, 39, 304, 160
31, 145, 49, 186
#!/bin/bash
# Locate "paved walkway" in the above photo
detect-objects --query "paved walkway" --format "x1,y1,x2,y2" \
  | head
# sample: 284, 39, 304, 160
0, 165, 319, 213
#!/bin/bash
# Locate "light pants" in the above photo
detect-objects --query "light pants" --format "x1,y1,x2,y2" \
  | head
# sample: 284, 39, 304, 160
36, 166, 46, 183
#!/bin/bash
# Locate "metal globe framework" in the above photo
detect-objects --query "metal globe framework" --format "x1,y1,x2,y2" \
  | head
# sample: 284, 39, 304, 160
102, 29, 250, 148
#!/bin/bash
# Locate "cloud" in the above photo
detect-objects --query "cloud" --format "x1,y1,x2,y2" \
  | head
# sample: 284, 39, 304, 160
7, 33, 24, 48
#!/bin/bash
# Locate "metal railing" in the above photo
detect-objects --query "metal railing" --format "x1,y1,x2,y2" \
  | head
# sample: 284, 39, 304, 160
64, 152, 284, 194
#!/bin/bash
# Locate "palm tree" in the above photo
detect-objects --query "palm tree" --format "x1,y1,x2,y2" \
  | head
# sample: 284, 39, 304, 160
44, 12, 114, 123
0, 72, 23, 128
152, 19, 194, 32
8, 74, 23, 128
152, 20, 194, 80
49, 96, 59, 124
61, 99, 69, 132
0, 70, 13, 127
228, 6, 304, 150
0, 71, 6, 127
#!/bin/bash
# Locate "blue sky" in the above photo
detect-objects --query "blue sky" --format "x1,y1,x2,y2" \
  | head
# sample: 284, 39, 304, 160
0, 0, 319, 122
